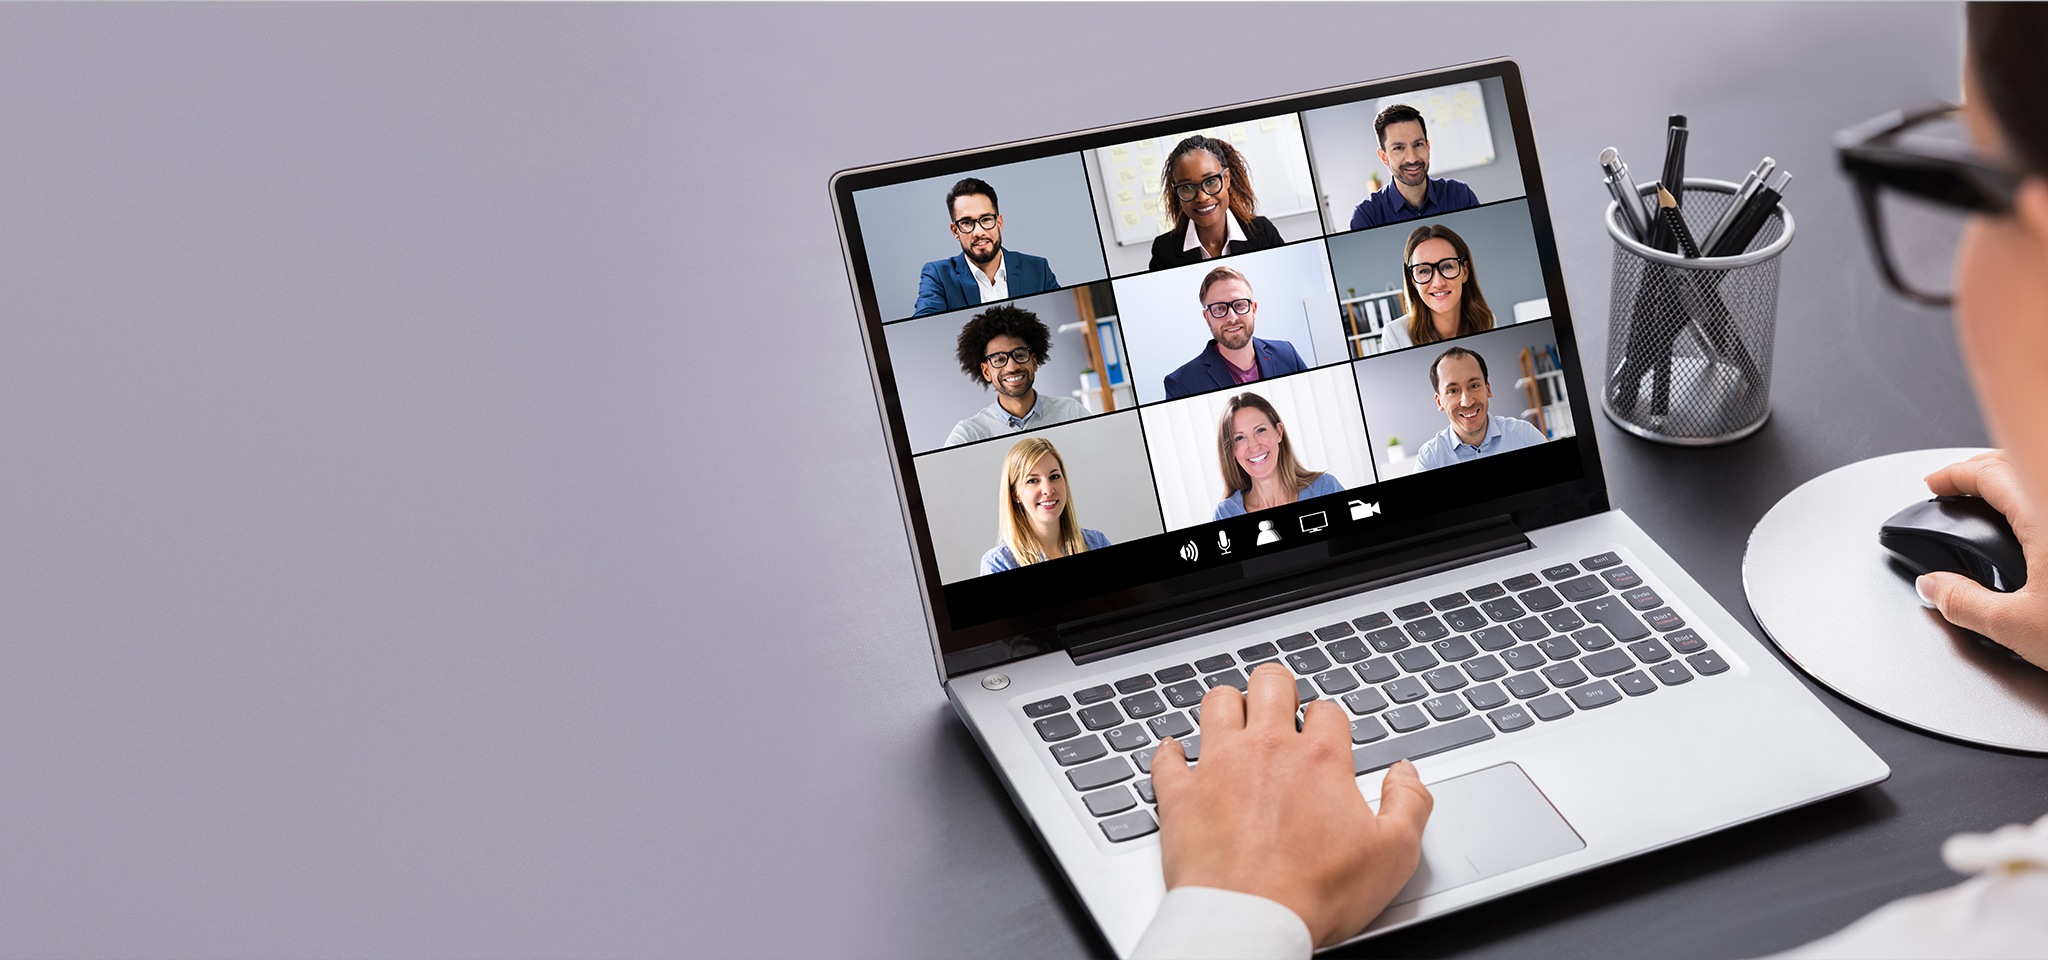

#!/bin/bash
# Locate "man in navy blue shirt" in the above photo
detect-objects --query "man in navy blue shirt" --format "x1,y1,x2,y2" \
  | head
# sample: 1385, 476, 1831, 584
1347, 103, 1481, 230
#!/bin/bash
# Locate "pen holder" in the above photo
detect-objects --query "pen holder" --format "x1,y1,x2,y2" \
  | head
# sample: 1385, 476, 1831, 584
1602, 177, 1794, 445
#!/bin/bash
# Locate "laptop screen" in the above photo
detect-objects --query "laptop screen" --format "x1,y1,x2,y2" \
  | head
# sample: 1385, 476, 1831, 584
833, 60, 1607, 676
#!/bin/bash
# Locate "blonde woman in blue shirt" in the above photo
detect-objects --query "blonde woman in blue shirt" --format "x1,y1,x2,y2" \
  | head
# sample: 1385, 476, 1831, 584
1213, 392, 1344, 520
980, 437, 1111, 575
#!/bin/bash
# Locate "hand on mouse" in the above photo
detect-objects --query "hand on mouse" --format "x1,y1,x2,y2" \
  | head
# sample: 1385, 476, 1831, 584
1150, 663, 1433, 947
1921, 450, 2048, 668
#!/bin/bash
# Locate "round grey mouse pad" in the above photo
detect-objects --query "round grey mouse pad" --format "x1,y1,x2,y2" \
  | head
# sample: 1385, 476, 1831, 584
1745, 447, 2048, 753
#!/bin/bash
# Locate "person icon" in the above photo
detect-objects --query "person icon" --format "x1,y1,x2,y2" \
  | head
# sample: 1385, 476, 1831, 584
1256, 519, 1280, 546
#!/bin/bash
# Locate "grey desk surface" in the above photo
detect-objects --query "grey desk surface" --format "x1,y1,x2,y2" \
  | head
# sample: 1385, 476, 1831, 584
3, 2, 2043, 957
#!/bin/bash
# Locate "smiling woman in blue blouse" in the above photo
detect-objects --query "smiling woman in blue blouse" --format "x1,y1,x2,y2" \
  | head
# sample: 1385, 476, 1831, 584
981, 436, 1112, 575
1212, 392, 1343, 520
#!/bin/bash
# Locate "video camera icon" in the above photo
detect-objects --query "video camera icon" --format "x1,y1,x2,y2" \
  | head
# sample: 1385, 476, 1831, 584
1349, 499, 1382, 520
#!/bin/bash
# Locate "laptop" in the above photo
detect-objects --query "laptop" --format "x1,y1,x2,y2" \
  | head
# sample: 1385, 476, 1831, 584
830, 58, 1886, 956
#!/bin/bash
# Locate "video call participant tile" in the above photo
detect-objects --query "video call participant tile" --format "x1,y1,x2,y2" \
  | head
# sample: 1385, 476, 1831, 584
1301, 76, 1528, 236
913, 411, 1163, 585
851, 154, 1109, 323
1138, 363, 1376, 533
1352, 318, 1574, 481
1326, 198, 1550, 358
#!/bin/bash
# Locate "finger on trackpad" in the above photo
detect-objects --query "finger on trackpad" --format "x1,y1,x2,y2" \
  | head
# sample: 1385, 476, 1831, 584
1368, 762, 1584, 905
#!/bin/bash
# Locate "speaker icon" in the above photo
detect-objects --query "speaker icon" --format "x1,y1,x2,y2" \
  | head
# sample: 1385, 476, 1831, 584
1179, 541, 1200, 562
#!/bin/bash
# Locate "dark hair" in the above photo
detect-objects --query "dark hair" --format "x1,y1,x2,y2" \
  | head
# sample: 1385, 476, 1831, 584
1969, 3, 2048, 175
954, 304, 1051, 386
946, 178, 999, 220
1374, 103, 1428, 148
1429, 345, 1488, 392
1399, 224, 1495, 345
1160, 135, 1257, 233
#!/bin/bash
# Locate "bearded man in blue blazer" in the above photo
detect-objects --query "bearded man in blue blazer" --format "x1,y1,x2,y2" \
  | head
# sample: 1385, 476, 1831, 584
1162, 265, 1308, 399
912, 178, 1060, 317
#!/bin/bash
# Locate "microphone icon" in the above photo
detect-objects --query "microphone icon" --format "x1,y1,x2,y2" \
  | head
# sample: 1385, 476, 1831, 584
1217, 529, 1233, 554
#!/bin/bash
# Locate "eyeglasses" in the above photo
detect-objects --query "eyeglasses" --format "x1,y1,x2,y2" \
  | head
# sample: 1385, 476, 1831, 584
952, 213, 999, 234
1203, 298, 1254, 319
1407, 257, 1465, 284
982, 347, 1035, 369
1172, 173, 1226, 203
1836, 102, 2020, 306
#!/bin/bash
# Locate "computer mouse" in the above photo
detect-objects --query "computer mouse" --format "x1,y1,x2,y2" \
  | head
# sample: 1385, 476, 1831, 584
1879, 495, 2028, 592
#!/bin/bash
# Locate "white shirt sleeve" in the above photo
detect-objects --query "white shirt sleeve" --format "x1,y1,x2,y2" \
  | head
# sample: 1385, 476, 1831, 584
1131, 886, 1313, 960
1763, 812, 2048, 959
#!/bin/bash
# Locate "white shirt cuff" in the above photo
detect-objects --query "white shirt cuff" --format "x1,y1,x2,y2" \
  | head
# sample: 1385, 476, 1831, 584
1132, 886, 1313, 960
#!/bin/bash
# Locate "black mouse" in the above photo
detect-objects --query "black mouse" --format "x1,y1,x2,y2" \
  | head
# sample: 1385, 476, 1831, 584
1879, 495, 2028, 592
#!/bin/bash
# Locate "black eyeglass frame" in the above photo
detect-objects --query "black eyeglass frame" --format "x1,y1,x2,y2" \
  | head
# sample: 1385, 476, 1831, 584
1406, 257, 1467, 285
1201, 297, 1254, 319
980, 347, 1036, 369
1171, 172, 1227, 203
951, 213, 1000, 234
1835, 101, 2022, 306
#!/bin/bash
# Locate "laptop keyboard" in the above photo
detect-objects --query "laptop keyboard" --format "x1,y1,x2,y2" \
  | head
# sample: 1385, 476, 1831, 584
1015, 551, 1733, 845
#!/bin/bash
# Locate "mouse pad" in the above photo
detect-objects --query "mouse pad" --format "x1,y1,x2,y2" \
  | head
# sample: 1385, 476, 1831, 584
1369, 762, 1584, 905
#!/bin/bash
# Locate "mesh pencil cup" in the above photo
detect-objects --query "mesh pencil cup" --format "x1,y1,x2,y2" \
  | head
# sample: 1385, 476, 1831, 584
1602, 177, 1794, 444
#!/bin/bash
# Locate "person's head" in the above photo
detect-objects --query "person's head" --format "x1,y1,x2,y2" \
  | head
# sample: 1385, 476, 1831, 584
996, 437, 1086, 563
1400, 224, 1494, 344
1375, 103, 1431, 188
955, 304, 1051, 400
1215, 392, 1319, 497
946, 178, 1004, 265
1429, 346, 1492, 445
1161, 135, 1257, 233
1198, 266, 1259, 351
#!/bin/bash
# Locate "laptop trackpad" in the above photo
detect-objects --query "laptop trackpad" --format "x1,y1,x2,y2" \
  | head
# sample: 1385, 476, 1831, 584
1370, 763, 1584, 906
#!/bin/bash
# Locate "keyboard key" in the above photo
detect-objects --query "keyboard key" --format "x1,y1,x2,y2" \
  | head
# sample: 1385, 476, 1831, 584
1365, 627, 1410, 653
1073, 685, 1114, 705
1246, 658, 1280, 672
1134, 778, 1155, 804
1352, 716, 1495, 774
1204, 669, 1248, 692
1489, 704, 1535, 732
1405, 617, 1451, 642
1424, 695, 1471, 721
1394, 648, 1440, 672
1666, 629, 1707, 654
1148, 712, 1195, 740
1602, 566, 1643, 589
1296, 678, 1317, 704
1628, 639, 1671, 663
1582, 551, 1622, 570
1622, 587, 1662, 611
1465, 682, 1510, 710
1482, 598, 1526, 622
1541, 661, 1588, 687
1115, 675, 1155, 694
1314, 668, 1360, 696
1432, 635, 1478, 662
1281, 630, 1321, 649
1084, 785, 1137, 817
1394, 602, 1434, 621
1542, 563, 1581, 581
1529, 693, 1575, 721
1154, 664, 1197, 684
1237, 642, 1278, 662
1572, 626, 1616, 652
1384, 705, 1430, 733
1326, 636, 1369, 663
1163, 680, 1206, 708
1100, 809, 1157, 843
1444, 607, 1489, 633
1616, 670, 1657, 696
1078, 703, 1124, 730
1536, 637, 1578, 662
1132, 743, 1158, 774
1503, 573, 1543, 591
1343, 687, 1389, 715
1122, 691, 1168, 718
1688, 651, 1730, 675
1350, 716, 1389, 744
1179, 734, 1202, 760
1286, 648, 1332, 675
1024, 696, 1070, 718
1195, 654, 1235, 673
1651, 661, 1694, 686
1646, 608, 1686, 632
1542, 608, 1586, 632
1510, 617, 1551, 642
1190, 704, 1201, 724
1423, 667, 1468, 692
1105, 723, 1151, 752
1501, 647, 1547, 671
1467, 583, 1507, 600
1431, 592, 1471, 611
1052, 734, 1108, 766
1036, 714, 1082, 741
1355, 657, 1400, 684
1382, 677, 1427, 703
1472, 626, 1518, 651
1307, 623, 1351, 643
1352, 612, 1393, 631
1558, 575, 1607, 602
1504, 672, 1549, 699
1567, 679, 1623, 710
1463, 654, 1507, 681
1519, 586, 1565, 612
1577, 596, 1651, 641
1582, 649, 1634, 677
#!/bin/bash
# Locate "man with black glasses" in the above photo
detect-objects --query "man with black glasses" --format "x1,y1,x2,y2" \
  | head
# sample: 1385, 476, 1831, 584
945, 304, 1089, 447
914, 178, 1061, 317
1162, 266, 1307, 400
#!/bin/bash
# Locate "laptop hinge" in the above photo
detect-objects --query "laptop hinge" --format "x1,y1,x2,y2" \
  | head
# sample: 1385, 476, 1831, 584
1062, 516, 1531, 665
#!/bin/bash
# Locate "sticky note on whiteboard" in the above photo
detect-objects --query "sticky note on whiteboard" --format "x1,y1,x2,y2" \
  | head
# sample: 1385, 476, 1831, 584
1260, 118, 1277, 132
1141, 179, 1159, 196
1139, 156, 1156, 172
1117, 168, 1135, 185
1111, 145, 1129, 161
1116, 189, 1134, 207
1123, 212, 1140, 227
1229, 125, 1248, 143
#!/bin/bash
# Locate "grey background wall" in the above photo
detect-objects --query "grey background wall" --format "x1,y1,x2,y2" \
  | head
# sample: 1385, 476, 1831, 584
1303, 77, 1527, 233
1353, 319, 1569, 472
912, 412, 1163, 582
850, 153, 1109, 320
1326, 198, 1550, 329
1113, 242, 1346, 404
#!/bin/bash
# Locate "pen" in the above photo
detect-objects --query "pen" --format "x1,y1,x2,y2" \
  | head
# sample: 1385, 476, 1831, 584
1702, 156, 1775, 255
1660, 115, 1689, 207
1601, 147, 1655, 241
1707, 170, 1791, 258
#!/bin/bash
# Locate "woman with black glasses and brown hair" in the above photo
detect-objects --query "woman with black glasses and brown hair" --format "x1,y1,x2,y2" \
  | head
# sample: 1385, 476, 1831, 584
1148, 135, 1285, 271
1378, 223, 1496, 352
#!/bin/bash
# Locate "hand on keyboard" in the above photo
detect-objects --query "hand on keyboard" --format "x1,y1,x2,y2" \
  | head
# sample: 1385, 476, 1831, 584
1920, 451, 2048, 669
1151, 662, 1435, 947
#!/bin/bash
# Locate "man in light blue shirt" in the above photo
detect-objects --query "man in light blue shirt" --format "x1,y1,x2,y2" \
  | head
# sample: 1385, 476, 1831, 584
1413, 345, 1548, 471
